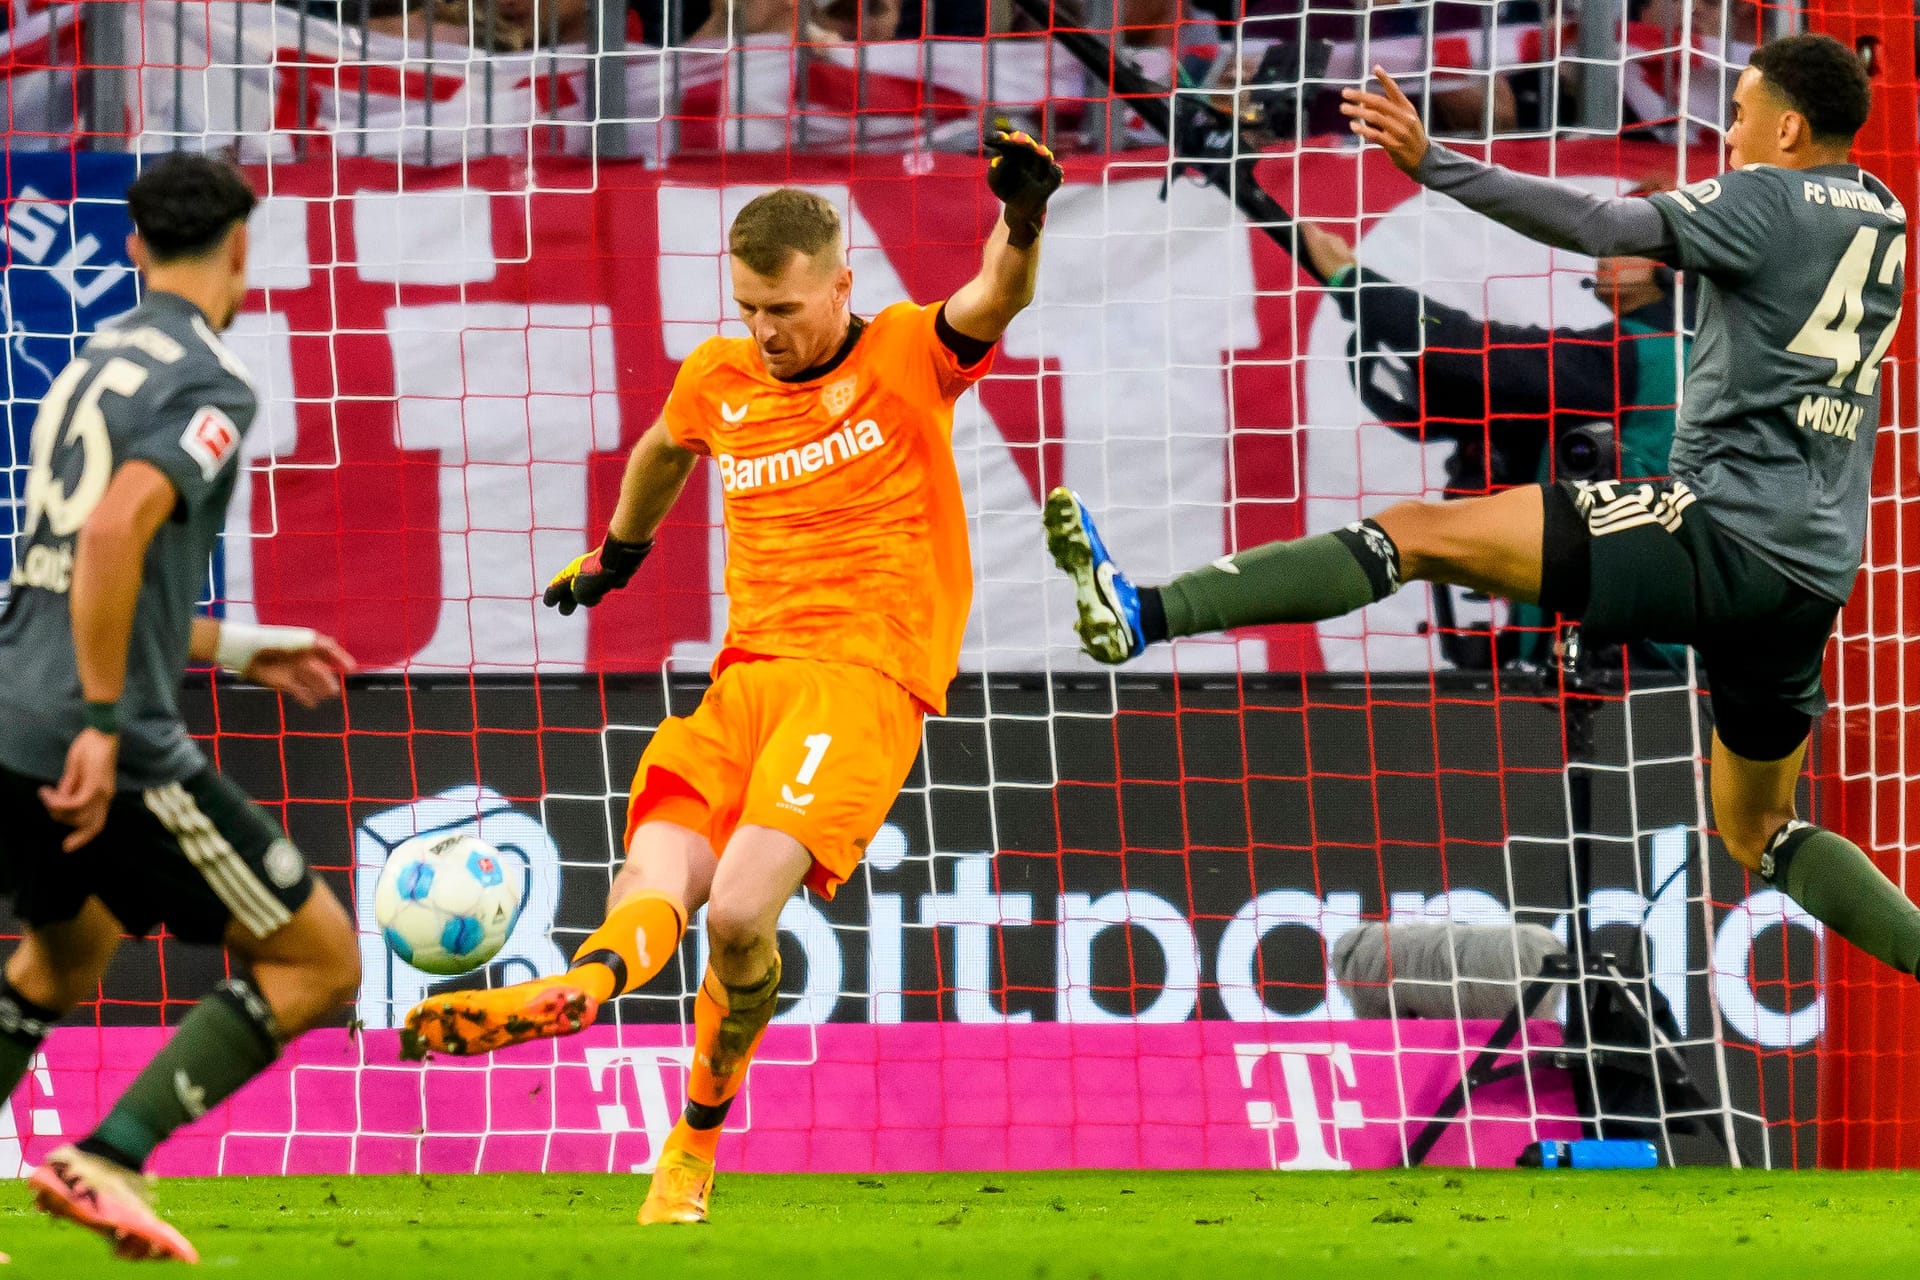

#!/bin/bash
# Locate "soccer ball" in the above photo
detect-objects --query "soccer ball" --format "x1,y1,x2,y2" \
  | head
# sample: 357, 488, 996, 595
374, 833, 525, 976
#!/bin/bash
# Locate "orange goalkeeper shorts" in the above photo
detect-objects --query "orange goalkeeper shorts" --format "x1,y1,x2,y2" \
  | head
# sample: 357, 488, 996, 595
624, 656, 924, 899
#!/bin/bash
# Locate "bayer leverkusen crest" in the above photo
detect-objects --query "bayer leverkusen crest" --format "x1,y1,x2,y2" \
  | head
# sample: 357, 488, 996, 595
822, 376, 856, 418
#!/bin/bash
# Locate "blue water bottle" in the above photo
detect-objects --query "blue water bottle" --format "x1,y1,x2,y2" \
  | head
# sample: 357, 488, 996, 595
1517, 1139, 1660, 1169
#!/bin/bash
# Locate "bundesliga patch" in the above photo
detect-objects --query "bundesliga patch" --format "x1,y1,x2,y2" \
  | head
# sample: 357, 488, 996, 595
179, 406, 240, 481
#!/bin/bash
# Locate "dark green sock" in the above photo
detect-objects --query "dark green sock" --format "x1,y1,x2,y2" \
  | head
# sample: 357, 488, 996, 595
0, 978, 58, 1104
1765, 822, 1920, 975
1156, 520, 1402, 639
86, 979, 282, 1171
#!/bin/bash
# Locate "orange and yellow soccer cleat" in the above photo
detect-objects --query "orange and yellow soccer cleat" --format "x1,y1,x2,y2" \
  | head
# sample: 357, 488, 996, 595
639, 1140, 716, 1225
400, 981, 598, 1059
29, 1144, 201, 1263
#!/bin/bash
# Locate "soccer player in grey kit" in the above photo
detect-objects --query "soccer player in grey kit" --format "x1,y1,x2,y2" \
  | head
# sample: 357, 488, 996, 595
1046, 36, 1920, 976
0, 154, 360, 1260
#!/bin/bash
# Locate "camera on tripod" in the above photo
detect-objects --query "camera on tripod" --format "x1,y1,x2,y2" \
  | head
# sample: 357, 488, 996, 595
1239, 39, 1335, 145
1554, 419, 1618, 484
1170, 38, 1334, 175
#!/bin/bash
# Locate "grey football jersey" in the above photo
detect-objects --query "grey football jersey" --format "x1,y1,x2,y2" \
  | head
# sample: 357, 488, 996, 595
0, 292, 255, 788
1652, 164, 1908, 602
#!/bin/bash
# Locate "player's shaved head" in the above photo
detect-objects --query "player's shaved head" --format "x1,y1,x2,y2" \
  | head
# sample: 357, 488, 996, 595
729, 189, 845, 279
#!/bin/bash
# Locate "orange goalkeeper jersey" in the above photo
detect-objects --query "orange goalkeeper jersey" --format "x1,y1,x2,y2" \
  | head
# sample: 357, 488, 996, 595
661, 301, 992, 715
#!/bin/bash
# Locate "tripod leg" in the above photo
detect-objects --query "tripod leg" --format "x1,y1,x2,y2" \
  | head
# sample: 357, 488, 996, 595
1405, 973, 1559, 1166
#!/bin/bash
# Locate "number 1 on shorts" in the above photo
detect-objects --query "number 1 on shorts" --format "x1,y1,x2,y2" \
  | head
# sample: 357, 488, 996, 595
797, 733, 832, 785
781, 733, 833, 807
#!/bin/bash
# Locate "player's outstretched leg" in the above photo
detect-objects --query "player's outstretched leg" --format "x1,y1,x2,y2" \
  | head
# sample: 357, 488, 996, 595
639, 825, 802, 1226
401, 981, 599, 1060
401, 823, 702, 1059
1044, 485, 1545, 662
401, 888, 686, 1058
1043, 485, 1407, 664
1042, 487, 1146, 663
34, 882, 359, 1263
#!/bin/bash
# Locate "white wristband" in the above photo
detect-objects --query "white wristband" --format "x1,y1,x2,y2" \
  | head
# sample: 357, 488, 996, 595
215, 622, 317, 674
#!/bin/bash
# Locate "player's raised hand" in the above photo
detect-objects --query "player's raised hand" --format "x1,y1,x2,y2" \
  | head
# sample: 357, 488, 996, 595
1340, 67, 1430, 176
543, 533, 654, 616
41, 727, 117, 853
985, 128, 1064, 248
244, 633, 356, 709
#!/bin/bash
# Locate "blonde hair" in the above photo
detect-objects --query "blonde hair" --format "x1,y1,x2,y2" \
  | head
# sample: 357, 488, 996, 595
728, 189, 844, 277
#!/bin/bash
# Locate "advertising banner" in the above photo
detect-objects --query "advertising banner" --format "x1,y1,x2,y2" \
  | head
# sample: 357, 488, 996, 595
0, 1022, 1578, 1177
0, 675, 1801, 1171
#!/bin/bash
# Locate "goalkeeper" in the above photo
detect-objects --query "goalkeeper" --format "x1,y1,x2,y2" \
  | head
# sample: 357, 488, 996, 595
1045, 36, 1920, 979
403, 131, 1060, 1226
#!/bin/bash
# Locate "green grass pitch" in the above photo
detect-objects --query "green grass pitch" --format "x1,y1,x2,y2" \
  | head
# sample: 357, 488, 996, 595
4, 1169, 1919, 1276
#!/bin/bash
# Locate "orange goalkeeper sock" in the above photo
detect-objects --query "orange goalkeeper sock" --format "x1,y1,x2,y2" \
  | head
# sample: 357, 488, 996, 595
678, 957, 782, 1163
562, 890, 687, 1004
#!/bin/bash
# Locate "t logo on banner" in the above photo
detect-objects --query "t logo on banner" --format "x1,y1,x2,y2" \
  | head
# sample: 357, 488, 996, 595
0, 1052, 61, 1178
1235, 1042, 1366, 1171
585, 1046, 696, 1173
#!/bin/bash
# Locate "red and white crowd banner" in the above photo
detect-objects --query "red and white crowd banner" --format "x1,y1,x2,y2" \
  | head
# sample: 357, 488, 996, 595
207, 140, 1693, 676
0, 1023, 1577, 1176
104, 2, 1737, 159
0, 0, 80, 148
121, 1, 1075, 160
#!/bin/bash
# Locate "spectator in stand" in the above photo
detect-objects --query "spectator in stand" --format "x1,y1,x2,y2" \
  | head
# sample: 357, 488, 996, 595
271, 0, 770, 65
626, 0, 900, 44
1615, 0, 1764, 135
277, 0, 348, 19
1240, 0, 1527, 135
896, 0, 990, 38
361, 2, 485, 45
301, 0, 920, 49
318, 0, 548, 49
1006, 0, 1205, 49
806, 0, 904, 40
488, 0, 597, 43
1639, 0, 1763, 43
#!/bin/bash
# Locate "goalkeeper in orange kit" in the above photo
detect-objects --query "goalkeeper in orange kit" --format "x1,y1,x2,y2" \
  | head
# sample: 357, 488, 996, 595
401, 132, 1061, 1224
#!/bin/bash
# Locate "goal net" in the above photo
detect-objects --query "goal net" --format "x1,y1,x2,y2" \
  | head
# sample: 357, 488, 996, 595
0, 0, 1909, 1175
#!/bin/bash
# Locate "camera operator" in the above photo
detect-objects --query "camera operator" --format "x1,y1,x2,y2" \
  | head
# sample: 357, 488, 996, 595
1298, 219, 1685, 495
1297, 217, 1691, 671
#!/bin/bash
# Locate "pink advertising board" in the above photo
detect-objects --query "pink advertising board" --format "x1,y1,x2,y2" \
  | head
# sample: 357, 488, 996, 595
1, 1021, 1577, 1177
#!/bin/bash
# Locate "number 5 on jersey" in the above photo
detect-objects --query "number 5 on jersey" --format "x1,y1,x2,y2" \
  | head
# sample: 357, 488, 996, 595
1788, 226, 1908, 394
780, 733, 832, 808
21, 356, 150, 540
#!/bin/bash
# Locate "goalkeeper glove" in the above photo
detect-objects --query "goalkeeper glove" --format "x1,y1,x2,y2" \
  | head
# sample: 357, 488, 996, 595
985, 128, 1063, 249
543, 533, 653, 616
